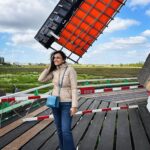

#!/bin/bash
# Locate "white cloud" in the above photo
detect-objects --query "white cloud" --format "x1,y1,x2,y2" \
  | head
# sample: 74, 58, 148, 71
0, 0, 61, 57
0, 0, 59, 33
81, 29, 150, 64
127, 50, 137, 56
10, 30, 36, 46
8, 29, 63, 54
146, 9, 150, 16
96, 36, 147, 52
104, 17, 139, 33
142, 30, 150, 37
112, 36, 147, 45
85, 30, 150, 59
129, 0, 150, 7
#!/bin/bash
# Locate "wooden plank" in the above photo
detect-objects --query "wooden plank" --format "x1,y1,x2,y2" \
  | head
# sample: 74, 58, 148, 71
2, 119, 52, 150
39, 98, 95, 150
0, 105, 48, 137
128, 107, 150, 150
79, 101, 108, 150
98, 90, 147, 103
96, 102, 117, 150
21, 98, 86, 150
0, 108, 51, 149
73, 99, 101, 146
116, 104, 132, 150
138, 105, 150, 141
127, 100, 147, 106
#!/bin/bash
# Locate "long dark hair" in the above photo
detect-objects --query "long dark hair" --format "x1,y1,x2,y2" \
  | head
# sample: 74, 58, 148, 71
49, 50, 67, 73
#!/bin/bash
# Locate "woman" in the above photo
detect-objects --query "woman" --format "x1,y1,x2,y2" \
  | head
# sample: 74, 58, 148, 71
38, 50, 78, 150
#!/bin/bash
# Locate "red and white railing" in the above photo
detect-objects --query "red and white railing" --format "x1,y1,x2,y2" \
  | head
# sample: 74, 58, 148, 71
22, 105, 138, 122
0, 95, 49, 103
0, 77, 143, 103
95, 85, 143, 93
0, 84, 143, 103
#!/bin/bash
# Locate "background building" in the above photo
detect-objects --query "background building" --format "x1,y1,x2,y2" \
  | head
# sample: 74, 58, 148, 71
0, 57, 5, 64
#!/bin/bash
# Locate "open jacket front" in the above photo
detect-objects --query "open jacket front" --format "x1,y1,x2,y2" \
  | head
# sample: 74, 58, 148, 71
38, 62, 78, 108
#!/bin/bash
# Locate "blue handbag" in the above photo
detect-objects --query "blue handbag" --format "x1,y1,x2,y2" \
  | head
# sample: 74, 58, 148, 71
46, 66, 68, 108
46, 95, 60, 108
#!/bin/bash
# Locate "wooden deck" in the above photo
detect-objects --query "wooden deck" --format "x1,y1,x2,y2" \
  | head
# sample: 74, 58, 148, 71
0, 89, 150, 150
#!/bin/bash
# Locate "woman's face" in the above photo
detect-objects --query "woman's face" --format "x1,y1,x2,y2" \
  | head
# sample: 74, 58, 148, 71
53, 53, 64, 66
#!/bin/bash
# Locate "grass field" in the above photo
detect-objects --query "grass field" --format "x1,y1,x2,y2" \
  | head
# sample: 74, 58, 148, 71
0, 64, 141, 93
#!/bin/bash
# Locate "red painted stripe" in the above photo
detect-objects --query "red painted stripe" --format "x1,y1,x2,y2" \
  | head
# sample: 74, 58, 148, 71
80, 87, 95, 94
1, 97, 15, 102
102, 108, 111, 111
104, 88, 113, 92
120, 106, 128, 109
38, 115, 49, 120
28, 96, 41, 99
82, 110, 92, 114
147, 91, 150, 96
1, 98, 8, 102
138, 85, 144, 88
121, 86, 129, 90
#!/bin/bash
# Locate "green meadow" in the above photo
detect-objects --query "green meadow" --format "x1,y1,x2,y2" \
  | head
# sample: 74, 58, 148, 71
0, 64, 142, 93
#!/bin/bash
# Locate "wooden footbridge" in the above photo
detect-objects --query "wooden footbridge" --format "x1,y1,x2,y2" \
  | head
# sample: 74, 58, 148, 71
0, 78, 150, 150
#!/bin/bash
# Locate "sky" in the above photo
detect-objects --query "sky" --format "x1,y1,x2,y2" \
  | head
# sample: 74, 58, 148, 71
0, 0, 150, 64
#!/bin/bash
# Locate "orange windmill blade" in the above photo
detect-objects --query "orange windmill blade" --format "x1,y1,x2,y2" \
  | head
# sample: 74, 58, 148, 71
35, 0, 126, 63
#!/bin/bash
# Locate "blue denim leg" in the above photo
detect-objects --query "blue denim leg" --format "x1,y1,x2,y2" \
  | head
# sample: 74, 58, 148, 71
51, 107, 63, 150
60, 102, 76, 150
52, 102, 76, 150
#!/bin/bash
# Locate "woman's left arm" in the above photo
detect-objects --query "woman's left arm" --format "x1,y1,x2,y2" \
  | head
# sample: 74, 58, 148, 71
69, 67, 78, 108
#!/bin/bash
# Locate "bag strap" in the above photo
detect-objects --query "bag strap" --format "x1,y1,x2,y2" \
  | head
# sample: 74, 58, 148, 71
58, 66, 68, 96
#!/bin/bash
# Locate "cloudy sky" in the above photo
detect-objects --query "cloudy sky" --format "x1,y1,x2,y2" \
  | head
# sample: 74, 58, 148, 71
0, 0, 150, 64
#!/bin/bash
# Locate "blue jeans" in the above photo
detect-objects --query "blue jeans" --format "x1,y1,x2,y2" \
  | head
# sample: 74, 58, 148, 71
51, 102, 76, 150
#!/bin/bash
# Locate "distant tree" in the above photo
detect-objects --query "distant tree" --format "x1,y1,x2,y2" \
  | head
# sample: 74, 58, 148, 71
120, 63, 123, 67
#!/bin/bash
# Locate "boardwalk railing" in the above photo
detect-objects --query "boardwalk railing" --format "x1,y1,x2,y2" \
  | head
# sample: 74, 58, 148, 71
0, 77, 138, 100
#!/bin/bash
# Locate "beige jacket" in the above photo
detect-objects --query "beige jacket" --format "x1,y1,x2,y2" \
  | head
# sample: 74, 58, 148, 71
38, 62, 78, 107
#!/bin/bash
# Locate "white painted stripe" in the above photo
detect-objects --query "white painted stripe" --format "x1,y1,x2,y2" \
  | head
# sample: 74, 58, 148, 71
75, 111, 83, 115
111, 107, 120, 110
97, 89, 104, 92
129, 105, 138, 108
49, 114, 54, 119
40, 95, 49, 99
130, 85, 138, 89
113, 87, 122, 91
22, 117, 38, 122
93, 109, 102, 113
15, 96, 28, 102
95, 89, 99, 93
49, 31, 60, 39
